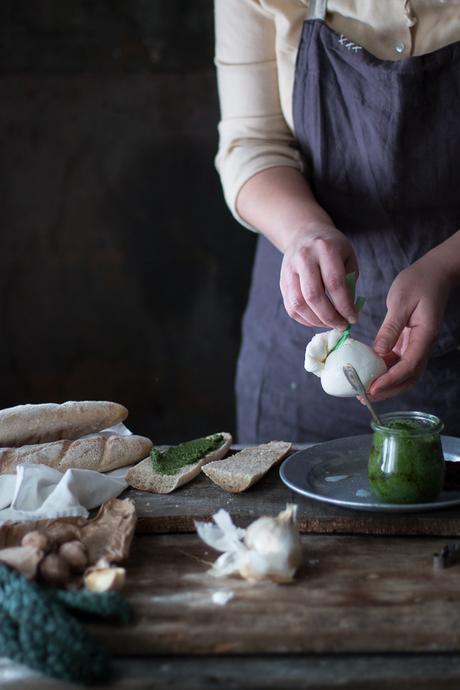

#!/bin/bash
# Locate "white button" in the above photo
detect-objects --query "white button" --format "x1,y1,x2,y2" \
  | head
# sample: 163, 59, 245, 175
395, 41, 405, 54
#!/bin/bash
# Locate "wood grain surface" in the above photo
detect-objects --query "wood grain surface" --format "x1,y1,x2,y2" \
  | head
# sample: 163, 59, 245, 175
3, 654, 460, 690
88, 532, 460, 656
125, 466, 460, 537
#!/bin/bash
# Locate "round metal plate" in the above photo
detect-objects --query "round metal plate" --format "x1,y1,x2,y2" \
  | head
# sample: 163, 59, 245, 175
279, 434, 460, 513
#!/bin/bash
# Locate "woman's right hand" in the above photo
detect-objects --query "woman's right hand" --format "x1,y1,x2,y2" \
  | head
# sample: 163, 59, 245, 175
280, 222, 359, 330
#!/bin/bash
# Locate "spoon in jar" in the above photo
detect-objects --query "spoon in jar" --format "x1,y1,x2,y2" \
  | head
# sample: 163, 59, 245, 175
342, 364, 382, 426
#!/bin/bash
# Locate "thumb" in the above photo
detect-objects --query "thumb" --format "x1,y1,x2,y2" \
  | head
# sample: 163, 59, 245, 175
373, 311, 407, 355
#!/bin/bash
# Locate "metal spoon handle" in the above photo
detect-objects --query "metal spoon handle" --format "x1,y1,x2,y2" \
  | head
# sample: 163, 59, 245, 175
342, 364, 382, 426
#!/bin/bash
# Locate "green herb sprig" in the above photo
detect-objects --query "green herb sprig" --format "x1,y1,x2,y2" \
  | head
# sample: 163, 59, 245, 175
327, 272, 365, 357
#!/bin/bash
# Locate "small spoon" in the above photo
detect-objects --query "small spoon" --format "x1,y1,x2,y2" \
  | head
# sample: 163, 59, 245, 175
342, 364, 382, 426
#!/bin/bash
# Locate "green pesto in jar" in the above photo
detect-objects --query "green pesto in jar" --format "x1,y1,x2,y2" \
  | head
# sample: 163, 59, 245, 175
151, 434, 224, 476
368, 414, 445, 504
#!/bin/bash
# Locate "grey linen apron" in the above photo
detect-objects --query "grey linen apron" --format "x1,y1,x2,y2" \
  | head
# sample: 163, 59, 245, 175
236, 0, 460, 443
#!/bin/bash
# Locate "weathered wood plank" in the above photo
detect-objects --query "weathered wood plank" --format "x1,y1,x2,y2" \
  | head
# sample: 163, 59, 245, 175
126, 467, 460, 537
88, 533, 460, 655
2, 654, 460, 690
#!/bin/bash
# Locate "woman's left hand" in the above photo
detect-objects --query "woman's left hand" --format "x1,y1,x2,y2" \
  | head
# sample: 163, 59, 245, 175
367, 252, 455, 401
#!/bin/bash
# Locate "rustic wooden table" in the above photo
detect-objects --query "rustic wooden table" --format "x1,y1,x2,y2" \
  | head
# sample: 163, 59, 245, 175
3, 461, 460, 689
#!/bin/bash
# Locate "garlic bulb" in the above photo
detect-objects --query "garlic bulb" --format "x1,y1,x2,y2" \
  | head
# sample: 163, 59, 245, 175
304, 330, 386, 397
195, 505, 302, 584
84, 566, 126, 592
84, 558, 126, 592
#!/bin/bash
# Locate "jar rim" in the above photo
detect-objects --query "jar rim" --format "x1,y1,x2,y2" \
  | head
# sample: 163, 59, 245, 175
370, 410, 444, 435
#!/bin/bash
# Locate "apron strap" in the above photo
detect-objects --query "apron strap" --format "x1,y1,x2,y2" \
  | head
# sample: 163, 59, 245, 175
307, 0, 327, 20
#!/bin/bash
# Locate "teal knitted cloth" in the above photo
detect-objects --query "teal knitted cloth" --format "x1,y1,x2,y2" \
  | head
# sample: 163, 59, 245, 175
0, 564, 133, 685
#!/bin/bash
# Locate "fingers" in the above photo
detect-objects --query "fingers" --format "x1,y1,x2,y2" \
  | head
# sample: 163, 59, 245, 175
373, 310, 407, 356
381, 351, 400, 368
280, 270, 323, 327
318, 239, 358, 324
298, 261, 348, 330
368, 324, 436, 400
367, 367, 417, 401
344, 252, 359, 280
280, 230, 358, 329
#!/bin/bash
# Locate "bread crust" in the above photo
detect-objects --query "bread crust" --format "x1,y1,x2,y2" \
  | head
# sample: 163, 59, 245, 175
0, 434, 152, 474
126, 433, 232, 494
0, 401, 128, 447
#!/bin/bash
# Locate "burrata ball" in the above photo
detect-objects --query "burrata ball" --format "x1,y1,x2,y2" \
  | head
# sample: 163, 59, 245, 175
304, 330, 387, 397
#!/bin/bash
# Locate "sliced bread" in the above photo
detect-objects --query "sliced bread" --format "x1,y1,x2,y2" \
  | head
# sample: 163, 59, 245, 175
202, 440, 292, 493
126, 432, 232, 494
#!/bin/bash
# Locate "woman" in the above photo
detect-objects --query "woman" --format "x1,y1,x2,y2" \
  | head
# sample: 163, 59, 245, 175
215, 0, 460, 443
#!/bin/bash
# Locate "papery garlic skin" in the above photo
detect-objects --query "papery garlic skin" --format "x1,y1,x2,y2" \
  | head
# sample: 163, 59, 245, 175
304, 330, 387, 397
195, 504, 302, 584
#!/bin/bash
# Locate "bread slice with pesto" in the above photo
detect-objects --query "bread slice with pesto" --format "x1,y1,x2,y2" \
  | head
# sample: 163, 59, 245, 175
202, 441, 292, 493
126, 432, 232, 494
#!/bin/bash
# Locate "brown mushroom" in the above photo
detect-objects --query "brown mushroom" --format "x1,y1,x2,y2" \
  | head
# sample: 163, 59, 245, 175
21, 530, 49, 552
39, 553, 71, 587
59, 541, 88, 573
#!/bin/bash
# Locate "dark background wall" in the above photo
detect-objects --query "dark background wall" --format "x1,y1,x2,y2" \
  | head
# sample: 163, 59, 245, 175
0, 0, 256, 442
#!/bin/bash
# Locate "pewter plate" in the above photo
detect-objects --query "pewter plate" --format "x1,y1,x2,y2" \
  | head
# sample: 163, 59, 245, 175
279, 434, 460, 513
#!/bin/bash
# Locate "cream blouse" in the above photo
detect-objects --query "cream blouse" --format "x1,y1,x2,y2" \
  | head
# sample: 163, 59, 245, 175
214, 0, 460, 226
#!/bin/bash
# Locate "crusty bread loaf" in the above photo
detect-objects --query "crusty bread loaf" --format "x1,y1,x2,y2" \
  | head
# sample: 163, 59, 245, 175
0, 401, 128, 447
0, 434, 152, 474
202, 441, 292, 493
126, 433, 232, 494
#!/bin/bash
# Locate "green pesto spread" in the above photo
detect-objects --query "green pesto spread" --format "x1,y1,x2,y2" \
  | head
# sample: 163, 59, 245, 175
384, 419, 421, 432
368, 419, 444, 504
151, 434, 224, 476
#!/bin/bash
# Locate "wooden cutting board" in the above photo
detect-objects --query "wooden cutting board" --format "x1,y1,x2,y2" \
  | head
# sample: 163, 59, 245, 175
124, 454, 460, 537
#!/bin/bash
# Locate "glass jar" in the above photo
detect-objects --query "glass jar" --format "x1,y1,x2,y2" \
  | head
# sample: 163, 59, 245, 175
368, 411, 445, 504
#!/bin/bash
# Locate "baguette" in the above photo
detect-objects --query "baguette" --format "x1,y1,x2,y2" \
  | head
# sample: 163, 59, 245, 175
202, 441, 292, 493
126, 432, 232, 494
0, 434, 152, 474
0, 401, 128, 447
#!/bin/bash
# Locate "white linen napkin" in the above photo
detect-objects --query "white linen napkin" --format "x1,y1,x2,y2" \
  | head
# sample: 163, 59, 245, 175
0, 464, 127, 524
0, 422, 134, 523
0, 464, 128, 523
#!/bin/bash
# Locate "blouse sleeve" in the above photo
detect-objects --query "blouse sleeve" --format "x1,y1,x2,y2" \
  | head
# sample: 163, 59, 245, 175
214, 0, 304, 230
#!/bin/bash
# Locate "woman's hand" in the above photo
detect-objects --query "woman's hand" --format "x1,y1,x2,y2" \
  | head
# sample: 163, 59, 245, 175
235, 167, 359, 330
280, 222, 359, 330
368, 252, 455, 401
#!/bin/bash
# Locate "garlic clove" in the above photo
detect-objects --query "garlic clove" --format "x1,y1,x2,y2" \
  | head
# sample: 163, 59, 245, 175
84, 566, 126, 592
